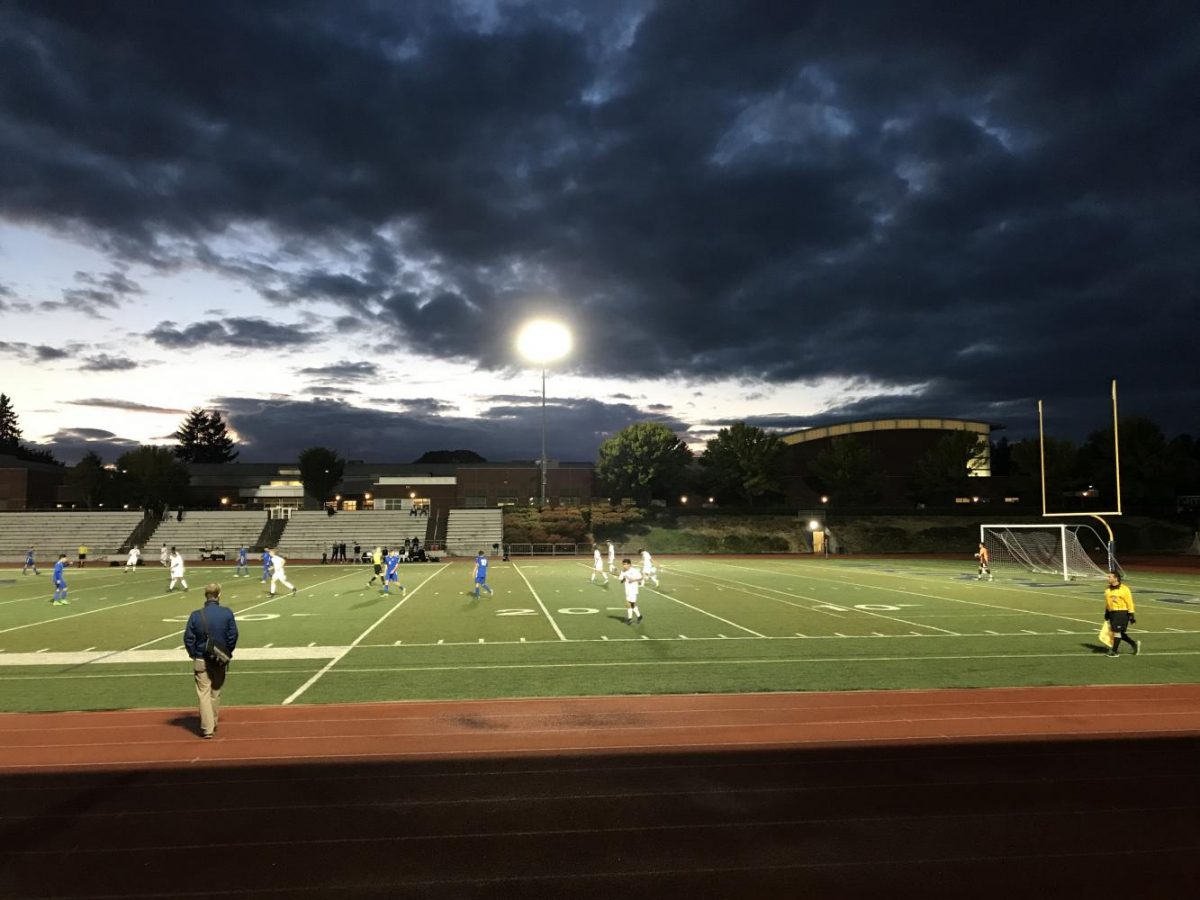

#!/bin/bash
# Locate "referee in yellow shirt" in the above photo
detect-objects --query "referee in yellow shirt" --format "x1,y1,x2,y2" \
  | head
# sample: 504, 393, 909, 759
366, 546, 384, 587
1104, 572, 1140, 657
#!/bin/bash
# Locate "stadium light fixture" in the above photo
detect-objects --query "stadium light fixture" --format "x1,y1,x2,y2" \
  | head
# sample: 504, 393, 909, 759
517, 319, 573, 510
680, 495, 688, 504
808, 519, 821, 530
220, 497, 229, 506
820, 495, 829, 504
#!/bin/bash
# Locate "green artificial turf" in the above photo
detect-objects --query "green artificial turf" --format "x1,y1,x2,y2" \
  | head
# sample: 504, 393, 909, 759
1, 557, 1197, 712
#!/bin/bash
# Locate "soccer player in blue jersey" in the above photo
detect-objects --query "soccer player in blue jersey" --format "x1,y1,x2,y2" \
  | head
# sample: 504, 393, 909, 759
51, 554, 70, 605
22, 547, 39, 575
471, 550, 494, 598
382, 547, 404, 595
261, 549, 272, 583
234, 545, 249, 577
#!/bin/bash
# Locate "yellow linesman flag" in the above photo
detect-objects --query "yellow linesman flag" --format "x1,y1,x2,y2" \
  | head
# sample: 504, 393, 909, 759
1098, 621, 1115, 648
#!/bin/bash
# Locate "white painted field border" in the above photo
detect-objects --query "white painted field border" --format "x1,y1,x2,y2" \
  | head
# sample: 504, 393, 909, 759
281, 563, 450, 705
667, 566, 955, 638
510, 562, 568, 641
247, 648, 1200, 677
74, 566, 373, 665
712, 561, 1099, 628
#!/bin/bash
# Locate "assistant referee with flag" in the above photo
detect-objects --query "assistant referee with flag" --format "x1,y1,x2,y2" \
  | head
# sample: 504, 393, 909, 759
1104, 572, 1140, 658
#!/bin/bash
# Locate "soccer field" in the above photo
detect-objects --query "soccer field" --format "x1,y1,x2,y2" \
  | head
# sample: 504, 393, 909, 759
1, 557, 1198, 713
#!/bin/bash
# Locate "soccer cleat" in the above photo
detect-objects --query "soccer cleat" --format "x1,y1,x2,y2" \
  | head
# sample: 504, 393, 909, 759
1106, 650, 1119, 658
291, 586, 297, 596
1134, 640, 1141, 656
637, 615, 643, 623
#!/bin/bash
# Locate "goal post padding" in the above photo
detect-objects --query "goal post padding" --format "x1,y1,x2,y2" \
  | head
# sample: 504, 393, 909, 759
980, 524, 1112, 580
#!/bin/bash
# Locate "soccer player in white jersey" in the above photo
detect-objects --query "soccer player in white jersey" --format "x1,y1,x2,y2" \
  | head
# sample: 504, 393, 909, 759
590, 545, 609, 585
638, 548, 659, 587
607, 540, 616, 574
268, 548, 297, 596
168, 547, 188, 592
159, 543, 169, 567
619, 559, 643, 624
124, 545, 141, 573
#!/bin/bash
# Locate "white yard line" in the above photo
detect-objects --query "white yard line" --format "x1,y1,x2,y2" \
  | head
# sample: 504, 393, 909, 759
511, 561, 568, 641
643, 585, 767, 638
713, 561, 1099, 627
281, 564, 450, 705
672, 566, 950, 638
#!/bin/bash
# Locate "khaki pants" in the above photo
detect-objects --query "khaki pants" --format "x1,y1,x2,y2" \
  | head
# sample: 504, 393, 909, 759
193, 657, 227, 736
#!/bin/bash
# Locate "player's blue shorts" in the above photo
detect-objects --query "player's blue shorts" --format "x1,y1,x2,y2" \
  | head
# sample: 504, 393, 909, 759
386, 571, 399, 582
475, 575, 488, 584
55, 579, 66, 589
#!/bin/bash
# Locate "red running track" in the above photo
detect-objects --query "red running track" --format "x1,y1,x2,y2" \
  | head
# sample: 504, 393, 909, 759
1, 684, 1198, 898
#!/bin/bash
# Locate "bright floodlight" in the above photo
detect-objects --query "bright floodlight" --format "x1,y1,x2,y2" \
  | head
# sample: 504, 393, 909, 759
517, 319, 572, 365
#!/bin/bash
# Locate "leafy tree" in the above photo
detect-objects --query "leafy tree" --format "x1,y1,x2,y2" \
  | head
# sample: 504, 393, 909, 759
173, 408, 239, 463
298, 447, 345, 507
0, 393, 21, 451
1078, 416, 1183, 513
116, 446, 191, 514
912, 431, 987, 504
595, 423, 693, 505
1009, 436, 1080, 505
68, 450, 110, 509
699, 422, 784, 506
413, 449, 487, 464
805, 436, 884, 506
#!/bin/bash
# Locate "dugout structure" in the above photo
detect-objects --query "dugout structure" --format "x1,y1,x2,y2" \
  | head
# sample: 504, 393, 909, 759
980, 523, 1114, 581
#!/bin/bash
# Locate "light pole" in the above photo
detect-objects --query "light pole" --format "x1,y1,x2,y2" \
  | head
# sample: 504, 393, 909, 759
517, 319, 572, 509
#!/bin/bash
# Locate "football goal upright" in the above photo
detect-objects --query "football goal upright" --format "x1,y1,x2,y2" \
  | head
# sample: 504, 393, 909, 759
980, 523, 1112, 581
1037, 379, 1122, 574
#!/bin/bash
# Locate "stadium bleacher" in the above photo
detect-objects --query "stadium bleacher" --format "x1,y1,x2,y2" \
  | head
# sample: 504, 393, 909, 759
274, 510, 429, 561
0, 512, 144, 564
444, 509, 503, 557
145, 511, 271, 562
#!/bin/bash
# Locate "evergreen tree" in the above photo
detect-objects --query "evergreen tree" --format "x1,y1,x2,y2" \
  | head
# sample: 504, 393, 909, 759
117, 446, 191, 514
69, 451, 110, 509
173, 408, 238, 463
298, 447, 345, 508
0, 393, 22, 452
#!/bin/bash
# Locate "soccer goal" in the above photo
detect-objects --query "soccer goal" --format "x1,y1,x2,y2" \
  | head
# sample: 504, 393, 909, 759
980, 523, 1115, 581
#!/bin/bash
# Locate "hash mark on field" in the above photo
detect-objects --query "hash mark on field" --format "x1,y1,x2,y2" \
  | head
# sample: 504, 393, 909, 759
437, 639, 444, 645
600, 635, 608, 641
679, 634, 688, 639
308, 642, 317, 647
986, 630, 999, 635
718, 633, 728, 639
794, 633, 806, 638
520, 637, 527, 642
641, 635, 649, 640
1167, 627, 1185, 633
910, 631, 922, 636
36, 648, 49, 653
478, 638, 485, 643
1058, 629, 1073, 634
263, 643, 274, 648
872, 632, 885, 637
1022, 630, 1037, 634
83, 646, 95, 651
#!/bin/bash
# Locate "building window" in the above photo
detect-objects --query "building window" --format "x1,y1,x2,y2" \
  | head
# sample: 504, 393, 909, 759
465, 495, 487, 508
496, 496, 518, 507
559, 496, 580, 507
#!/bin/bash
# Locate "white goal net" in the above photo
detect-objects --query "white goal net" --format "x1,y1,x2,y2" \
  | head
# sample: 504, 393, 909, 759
980, 524, 1113, 580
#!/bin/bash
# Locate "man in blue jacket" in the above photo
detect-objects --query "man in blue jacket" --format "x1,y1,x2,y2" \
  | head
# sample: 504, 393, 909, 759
183, 582, 239, 739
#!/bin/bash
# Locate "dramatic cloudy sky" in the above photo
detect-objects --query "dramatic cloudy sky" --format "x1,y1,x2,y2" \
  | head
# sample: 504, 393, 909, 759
1, 0, 1197, 464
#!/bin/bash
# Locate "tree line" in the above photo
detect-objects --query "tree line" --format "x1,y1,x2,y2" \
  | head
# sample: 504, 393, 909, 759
4, 391, 1198, 515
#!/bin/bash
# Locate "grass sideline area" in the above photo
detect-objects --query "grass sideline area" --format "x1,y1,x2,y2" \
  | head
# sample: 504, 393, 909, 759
0, 557, 1198, 713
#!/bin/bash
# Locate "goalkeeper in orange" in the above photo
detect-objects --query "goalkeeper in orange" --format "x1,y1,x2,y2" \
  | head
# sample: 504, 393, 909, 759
1103, 572, 1140, 657
974, 543, 993, 581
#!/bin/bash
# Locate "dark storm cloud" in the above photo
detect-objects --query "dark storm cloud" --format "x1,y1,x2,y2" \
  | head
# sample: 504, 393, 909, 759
40, 427, 142, 464
3, 1, 1198, 435
215, 394, 683, 462
77, 353, 143, 372
66, 398, 188, 414
1, 341, 74, 362
295, 360, 380, 381
146, 317, 319, 349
